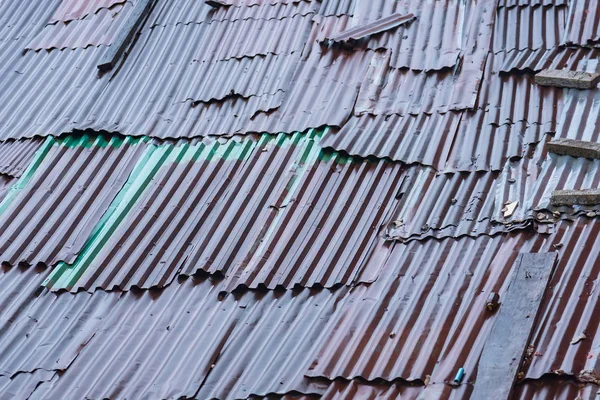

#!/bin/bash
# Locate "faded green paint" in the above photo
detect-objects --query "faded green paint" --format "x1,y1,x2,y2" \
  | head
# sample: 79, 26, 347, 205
44, 128, 337, 291
44, 143, 172, 289
0, 136, 55, 216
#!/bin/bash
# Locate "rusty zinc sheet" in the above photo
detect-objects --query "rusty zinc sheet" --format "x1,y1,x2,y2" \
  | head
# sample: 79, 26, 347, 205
320, 110, 545, 172
309, 218, 600, 387
49, 0, 129, 23
17, 276, 345, 399
354, 50, 486, 116
0, 135, 147, 267
26, 3, 134, 51
44, 130, 402, 292
563, 0, 600, 47
195, 7, 313, 62
556, 86, 600, 142
493, 3, 566, 53
0, 138, 43, 178
180, 53, 299, 104
475, 53, 565, 127
498, 47, 600, 74
248, 48, 376, 134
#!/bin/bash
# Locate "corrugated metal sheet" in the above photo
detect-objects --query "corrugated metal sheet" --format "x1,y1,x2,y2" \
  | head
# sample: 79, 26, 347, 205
354, 50, 486, 116
0, 135, 148, 267
180, 53, 299, 103
320, 112, 462, 168
515, 379, 600, 400
49, 0, 128, 23
475, 54, 565, 127
498, 47, 600, 74
384, 160, 529, 241
195, 287, 345, 399
493, 3, 566, 52
498, 0, 568, 6
14, 275, 346, 400
25, 3, 134, 51
45, 130, 402, 292
320, 380, 472, 400
556, 87, 600, 143
248, 48, 376, 134
307, 231, 550, 383
0, 369, 56, 400
195, 10, 313, 62
320, 110, 544, 172
209, 0, 319, 22
526, 219, 600, 382
308, 218, 600, 388
563, 0, 600, 47
0, 139, 43, 178
0, 268, 117, 377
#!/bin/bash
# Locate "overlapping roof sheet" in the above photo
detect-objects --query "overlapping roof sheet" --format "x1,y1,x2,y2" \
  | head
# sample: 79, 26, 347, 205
1, 0, 600, 398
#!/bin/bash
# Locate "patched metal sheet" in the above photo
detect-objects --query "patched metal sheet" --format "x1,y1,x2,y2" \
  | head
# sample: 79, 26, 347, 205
0, 135, 148, 267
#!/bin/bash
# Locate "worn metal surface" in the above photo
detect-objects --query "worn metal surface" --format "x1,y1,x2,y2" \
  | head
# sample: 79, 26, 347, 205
45, 131, 401, 292
0, 139, 42, 177
493, 4, 566, 52
0, 135, 147, 267
563, 0, 600, 47
309, 218, 600, 387
49, 0, 129, 23
8, 274, 346, 400
26, 4, 134, 51
325, 13, 416, 47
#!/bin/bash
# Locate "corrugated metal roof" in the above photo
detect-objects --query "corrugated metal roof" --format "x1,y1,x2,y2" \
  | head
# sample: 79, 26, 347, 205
4, 270, 346, 400
563, 0, 600, 47
309, 218, 600, 387
180, 53, 299, 103
195, 9, 313, 62
320, 110, 544, 172
0, 139, 42, 178
49, 0, 128, 23
44, 130, 402, 292
25, 3, 134, 51
493, 3, 566, 53
0, 135, 148, 267
1, 0, 600, 397
497, 47, 600, 74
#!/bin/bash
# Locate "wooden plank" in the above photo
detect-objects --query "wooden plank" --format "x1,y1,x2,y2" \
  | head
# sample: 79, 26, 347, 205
551, 189, 600, 206
547, 138, 600, 159
97, 0, 156, 72
471, 252, 557, 400
535, 69, 600, 89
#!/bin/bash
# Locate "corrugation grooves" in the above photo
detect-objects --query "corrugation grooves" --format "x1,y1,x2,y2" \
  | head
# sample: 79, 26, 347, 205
564, 0, 600, 46
47, 130, 402, 292
2, 266, 347, 400
26, 3, 134, 51
308, 219, 600, 388
0, 135, 147, 267
1, 0, 600, 398
0, 138, 42, 177
49, 0, 129, 23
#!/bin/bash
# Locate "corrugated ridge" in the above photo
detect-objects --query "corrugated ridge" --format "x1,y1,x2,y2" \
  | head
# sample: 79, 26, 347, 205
0, 138, 43, 178
26, 3, 134, 51
0, 135, 148, 267
49, 0, 130, 23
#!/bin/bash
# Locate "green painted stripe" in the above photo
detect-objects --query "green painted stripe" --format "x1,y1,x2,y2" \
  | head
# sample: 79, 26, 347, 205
43, 128, 331, 290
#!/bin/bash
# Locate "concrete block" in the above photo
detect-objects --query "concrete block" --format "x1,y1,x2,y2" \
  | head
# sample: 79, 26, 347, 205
547, 139, 600, 159
535, 69, 600, 89
551, 189, 600, 206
